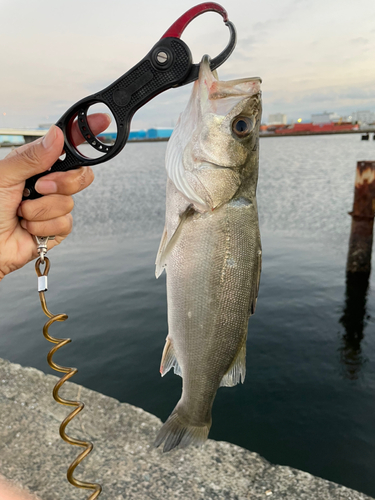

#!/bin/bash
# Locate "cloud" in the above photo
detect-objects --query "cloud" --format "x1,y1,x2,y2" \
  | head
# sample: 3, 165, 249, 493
2, 0, 375, 128
251, 16, 288, 36
350, 37, 369, 45
263, 80, 375, 123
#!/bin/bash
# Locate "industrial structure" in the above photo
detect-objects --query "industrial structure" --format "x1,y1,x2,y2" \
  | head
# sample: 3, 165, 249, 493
261, 108, 375, 136
0, 127, 174, 147
0, 128, 46, 146
97, 127, 173, 143
351, 110, 375, 125
1, 109, 374, 146
268, 113, 287, 125
311, 112, 341, 124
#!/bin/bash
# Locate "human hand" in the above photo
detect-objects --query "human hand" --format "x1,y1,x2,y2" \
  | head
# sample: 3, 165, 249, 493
0, 475, 40, 499
0, 114, 110, 281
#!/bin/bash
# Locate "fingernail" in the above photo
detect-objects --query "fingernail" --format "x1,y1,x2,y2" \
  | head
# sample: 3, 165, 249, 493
20, 219, 27, 229
17, 204, 23, 217
42, 125, 56, 149
35, 179, 57, 194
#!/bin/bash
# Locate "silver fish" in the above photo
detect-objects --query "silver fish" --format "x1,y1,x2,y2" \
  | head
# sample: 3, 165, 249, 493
155, 55, 262, 452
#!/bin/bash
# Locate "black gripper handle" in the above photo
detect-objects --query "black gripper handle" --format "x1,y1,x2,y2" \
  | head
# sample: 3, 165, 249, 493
23, 37, 192, 200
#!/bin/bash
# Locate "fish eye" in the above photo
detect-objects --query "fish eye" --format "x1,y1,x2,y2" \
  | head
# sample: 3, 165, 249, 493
232, 116, 254, 137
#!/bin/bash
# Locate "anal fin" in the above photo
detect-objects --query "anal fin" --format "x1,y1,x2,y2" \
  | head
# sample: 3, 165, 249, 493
220, 338, 246, 387
160, 337, 182, 377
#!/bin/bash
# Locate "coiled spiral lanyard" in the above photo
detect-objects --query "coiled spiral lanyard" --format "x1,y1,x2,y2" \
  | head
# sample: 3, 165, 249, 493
35, 236, 102, 498
29, 3, 236, 498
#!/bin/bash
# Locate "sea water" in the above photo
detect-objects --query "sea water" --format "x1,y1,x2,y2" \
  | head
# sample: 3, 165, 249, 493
1, 134, 374, 495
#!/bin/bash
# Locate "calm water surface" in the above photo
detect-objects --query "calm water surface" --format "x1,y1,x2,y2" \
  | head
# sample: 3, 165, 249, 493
1, 134, 375, 496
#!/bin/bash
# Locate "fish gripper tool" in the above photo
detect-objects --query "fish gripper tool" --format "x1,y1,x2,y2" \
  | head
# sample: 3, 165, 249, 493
23, 2, 237, 200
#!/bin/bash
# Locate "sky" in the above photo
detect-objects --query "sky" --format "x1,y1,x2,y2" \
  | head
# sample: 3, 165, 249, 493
0, 0, 374, 130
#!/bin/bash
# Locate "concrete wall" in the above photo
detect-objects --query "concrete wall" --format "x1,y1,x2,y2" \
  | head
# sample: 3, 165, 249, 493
0, 358, 372, 500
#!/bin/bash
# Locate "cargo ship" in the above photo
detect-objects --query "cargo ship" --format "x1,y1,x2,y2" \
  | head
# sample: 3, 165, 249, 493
260, 121, 359, 136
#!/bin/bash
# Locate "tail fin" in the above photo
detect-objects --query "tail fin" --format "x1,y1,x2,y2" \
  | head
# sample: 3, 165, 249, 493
154, 406, 210, 452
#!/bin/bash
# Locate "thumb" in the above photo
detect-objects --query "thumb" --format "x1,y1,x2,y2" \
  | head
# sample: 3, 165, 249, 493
0, 126, 64, 188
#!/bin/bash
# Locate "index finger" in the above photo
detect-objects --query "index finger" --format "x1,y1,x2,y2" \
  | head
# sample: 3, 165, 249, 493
70, 113, 111, 146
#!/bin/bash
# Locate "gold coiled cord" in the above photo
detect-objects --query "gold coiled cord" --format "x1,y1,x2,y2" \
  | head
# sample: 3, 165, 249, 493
36, 257, 102, 499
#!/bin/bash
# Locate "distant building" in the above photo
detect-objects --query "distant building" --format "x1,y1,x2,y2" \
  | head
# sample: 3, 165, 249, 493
97, 128, 174, 143
311, 112, 341, 124
128, 130, 146, 140
268, 113, 287, 125
0, 135, 24, 146
351, 110, 375, 125
146, 128, 173, 139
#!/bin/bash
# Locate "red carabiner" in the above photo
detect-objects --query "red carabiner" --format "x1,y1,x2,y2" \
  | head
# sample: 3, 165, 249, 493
161, 2, 229, 39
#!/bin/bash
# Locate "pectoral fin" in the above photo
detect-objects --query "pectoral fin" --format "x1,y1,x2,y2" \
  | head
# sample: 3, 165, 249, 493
155, 206, 195, 278
249, 247, 262, 315
155, 226, 168, 278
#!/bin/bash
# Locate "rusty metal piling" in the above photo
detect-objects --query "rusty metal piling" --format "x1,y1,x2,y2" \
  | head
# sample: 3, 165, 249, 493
346, 161, 375, 273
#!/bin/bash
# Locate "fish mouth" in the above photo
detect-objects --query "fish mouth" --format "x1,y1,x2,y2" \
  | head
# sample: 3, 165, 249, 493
197, 161, 230, 171
222, 76, 262, 85
199, 55, 261, 93
196, 55, 261, 116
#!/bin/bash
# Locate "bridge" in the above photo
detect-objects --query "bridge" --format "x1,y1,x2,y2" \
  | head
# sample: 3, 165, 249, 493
0, 128, 46, 144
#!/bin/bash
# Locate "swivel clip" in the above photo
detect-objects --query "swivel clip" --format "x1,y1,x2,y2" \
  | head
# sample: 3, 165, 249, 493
34, 235, 55, 265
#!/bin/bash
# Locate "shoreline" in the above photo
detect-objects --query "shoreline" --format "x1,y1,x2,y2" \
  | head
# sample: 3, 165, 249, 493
1, 128, 374, 148
259, 129, 375, 138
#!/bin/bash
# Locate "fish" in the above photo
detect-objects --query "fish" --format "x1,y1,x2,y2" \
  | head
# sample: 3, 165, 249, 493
154, 55, 262, 452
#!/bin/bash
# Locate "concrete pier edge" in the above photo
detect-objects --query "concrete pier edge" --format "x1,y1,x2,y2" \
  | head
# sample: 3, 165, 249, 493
0, 357, 372, 500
